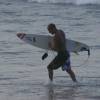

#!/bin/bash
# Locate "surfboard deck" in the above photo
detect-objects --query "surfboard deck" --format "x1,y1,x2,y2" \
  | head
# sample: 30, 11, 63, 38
17, 33, 90, 55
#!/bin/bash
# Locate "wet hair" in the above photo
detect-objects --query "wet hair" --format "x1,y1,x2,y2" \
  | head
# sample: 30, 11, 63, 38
48, 23, 56, 30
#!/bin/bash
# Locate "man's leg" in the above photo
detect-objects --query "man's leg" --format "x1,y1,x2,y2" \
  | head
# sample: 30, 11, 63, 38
66, 68, 77, 82
47, 55, 61, 81
48, 68, 53, 81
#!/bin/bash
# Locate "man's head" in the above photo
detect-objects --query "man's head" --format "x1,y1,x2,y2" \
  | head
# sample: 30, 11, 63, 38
47, 23, 57, 34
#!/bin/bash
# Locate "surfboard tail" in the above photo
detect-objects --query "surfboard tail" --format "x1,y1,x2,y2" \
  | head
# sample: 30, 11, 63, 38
80, 46, 90, 56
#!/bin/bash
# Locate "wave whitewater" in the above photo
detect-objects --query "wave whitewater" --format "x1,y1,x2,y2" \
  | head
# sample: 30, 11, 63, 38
28, 0, 100, 5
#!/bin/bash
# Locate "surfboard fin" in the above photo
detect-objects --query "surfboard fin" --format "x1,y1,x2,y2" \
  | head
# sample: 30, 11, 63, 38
88, 49, 90, 56
42, 53, 48, 60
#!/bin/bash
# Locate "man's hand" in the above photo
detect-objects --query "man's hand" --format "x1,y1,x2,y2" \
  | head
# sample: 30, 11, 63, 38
42, 53, 48, 60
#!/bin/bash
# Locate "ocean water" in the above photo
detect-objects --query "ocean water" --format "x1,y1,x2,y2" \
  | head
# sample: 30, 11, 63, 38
0, 0, 100, 100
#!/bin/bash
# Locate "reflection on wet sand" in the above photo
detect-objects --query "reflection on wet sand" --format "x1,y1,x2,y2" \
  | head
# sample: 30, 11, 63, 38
46, 83, 78, 100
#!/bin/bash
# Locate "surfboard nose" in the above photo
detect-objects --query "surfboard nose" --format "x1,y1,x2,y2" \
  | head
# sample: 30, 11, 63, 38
17, 33, 22, 38
17, 33, 25, 39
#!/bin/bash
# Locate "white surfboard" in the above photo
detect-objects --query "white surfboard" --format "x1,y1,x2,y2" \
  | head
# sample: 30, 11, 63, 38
17, 33, 90, 55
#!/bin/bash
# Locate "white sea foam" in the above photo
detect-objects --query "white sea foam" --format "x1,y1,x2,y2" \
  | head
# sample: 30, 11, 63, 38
28, 0, 100, 5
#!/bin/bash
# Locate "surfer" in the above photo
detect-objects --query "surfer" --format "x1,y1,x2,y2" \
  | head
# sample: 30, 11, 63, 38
47, 23, 77, 82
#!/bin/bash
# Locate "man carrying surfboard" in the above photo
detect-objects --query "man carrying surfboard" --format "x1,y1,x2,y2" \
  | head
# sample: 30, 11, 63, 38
47, 23, 77, 82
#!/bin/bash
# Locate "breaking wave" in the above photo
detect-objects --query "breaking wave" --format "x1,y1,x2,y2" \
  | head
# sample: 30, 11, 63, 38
28, 0, 100, 5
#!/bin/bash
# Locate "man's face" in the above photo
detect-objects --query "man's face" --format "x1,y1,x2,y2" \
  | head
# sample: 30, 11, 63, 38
48, 27, 54, 34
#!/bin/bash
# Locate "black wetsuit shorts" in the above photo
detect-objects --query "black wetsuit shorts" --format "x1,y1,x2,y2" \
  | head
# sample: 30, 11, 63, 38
47, 51, 70, 70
